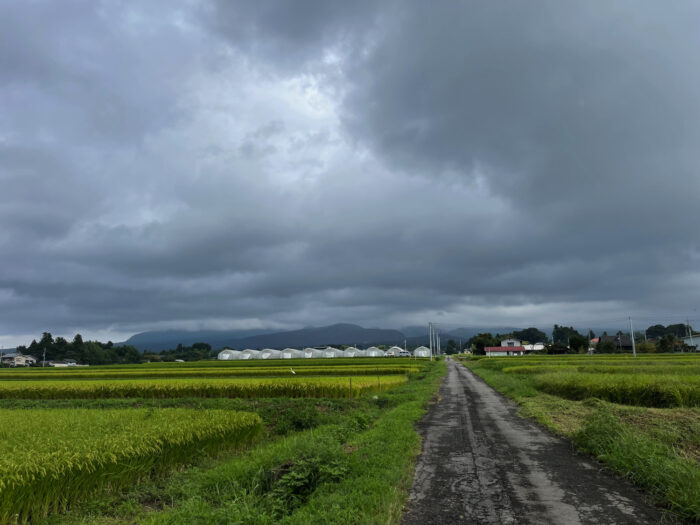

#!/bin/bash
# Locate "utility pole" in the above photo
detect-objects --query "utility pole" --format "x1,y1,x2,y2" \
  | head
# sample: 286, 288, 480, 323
428, 322, 433, 361
629, 317, 637, 357
688, 319, 694, 350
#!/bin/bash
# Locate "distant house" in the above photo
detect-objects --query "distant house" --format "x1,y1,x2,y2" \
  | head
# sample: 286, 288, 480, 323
522, 343, 545, 352
484, 338, 542, 356
48, 359, 80, 367
681, 335, 699, 350
598, 334, 633, 351
501, 338, 521, 347
485, 346, 526, 356
1, 353, 37, 366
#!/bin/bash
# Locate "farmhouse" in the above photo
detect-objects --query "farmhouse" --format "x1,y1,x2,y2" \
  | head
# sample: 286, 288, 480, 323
1, 353, 37, 366
484, 339, 527, 356
484, 346, 526, 356
598, 334, 633, 351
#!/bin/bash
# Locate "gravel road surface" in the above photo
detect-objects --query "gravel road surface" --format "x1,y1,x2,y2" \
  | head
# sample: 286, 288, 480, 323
402, 357, 668, 524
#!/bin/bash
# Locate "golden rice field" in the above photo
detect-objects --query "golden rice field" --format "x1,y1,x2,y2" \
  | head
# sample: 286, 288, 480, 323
0, 375, 406, 400
0, 408, 262, 523
469, 353, 700, 408
0, 358, 431, 523
0, 364, 420, 381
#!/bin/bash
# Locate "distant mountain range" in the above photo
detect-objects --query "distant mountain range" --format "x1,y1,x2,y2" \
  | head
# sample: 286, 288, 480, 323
119, 323, 533, 351
120, 323, 405, 351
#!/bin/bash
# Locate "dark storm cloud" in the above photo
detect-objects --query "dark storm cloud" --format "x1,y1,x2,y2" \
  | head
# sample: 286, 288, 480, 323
2, 1, 700, 346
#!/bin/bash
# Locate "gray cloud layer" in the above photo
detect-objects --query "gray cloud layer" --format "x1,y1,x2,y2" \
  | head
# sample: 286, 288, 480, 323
2, 1, 700, 345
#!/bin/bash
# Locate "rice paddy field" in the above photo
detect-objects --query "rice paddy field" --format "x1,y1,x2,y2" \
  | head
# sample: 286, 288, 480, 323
460, 353, 700, 521
0, 357, 444, 524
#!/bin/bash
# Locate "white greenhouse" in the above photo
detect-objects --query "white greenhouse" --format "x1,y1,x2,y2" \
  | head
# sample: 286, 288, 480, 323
323, 347, 344, 358
240, 349, 261, 360
366, 346, 385, 357
413, 346, 431, 358
261, 349, 282, 359
386, 346, 403, 357
217, 348, 241, 360
282, 348, 304, 359
304, 347, 325, 358
343, 347, 364, 357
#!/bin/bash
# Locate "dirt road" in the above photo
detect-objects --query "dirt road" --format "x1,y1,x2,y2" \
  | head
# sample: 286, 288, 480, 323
402, 358, 667, 524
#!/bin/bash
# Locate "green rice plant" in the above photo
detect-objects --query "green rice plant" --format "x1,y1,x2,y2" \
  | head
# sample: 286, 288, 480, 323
0, 408, 262, 524
0, 376, 407, 400
533, 372, 700, 408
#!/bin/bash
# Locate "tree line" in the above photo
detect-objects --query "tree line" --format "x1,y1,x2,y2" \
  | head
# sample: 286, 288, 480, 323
10, 332, 216, 365
465, 323, 697, 355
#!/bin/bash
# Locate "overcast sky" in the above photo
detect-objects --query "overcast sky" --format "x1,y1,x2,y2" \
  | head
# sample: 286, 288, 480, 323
2, 1, 700, 346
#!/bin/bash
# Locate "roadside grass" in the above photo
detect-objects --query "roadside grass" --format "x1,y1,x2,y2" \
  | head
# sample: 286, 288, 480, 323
462, 357, 700, 522
40, 360, 446, 524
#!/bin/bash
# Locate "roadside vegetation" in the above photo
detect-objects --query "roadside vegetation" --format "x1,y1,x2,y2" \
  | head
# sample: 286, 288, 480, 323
459, 354, 700, 522
0, 358, 445, 524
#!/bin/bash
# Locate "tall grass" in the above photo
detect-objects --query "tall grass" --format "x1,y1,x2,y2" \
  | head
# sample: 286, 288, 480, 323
574, 410, 700, 521
0, 408, 262, 523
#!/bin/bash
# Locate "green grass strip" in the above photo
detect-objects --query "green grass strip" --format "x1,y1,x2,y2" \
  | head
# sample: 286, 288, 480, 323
573, 409, 700, 521
136, 361, 446, 524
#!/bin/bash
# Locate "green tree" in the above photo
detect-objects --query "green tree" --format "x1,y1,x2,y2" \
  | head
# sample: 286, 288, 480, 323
657, 334, 676, 353
469, 333, 497, 355
666, 324, 689, 338
552, 325, 582, 345
545, 343, 572, 354
445, 339, 458, 354
512, 327, 548, 343
636, 341, 656, 353
569, 334, 588, 353
596, 340, 616, 353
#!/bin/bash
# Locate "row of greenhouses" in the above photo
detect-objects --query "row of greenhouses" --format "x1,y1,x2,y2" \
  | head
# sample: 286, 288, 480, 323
217, 346, 432, 360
